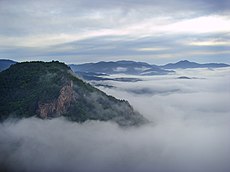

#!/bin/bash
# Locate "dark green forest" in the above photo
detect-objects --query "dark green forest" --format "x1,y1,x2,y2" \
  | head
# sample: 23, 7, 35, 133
0, 61, 145, 125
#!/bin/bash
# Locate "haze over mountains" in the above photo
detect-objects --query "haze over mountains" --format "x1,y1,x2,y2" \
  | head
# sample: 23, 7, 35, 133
70, 60, 172, 76
1, 59, 229, 74
70, 60, 229, 75
161, 60, 230, 69
70, 60, 229, 81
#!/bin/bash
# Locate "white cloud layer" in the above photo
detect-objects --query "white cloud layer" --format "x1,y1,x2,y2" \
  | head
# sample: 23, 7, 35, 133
0, 67, 230, 172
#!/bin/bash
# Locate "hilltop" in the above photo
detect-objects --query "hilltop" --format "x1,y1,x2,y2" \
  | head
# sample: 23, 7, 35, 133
0, 61, 146, 126
0, 59, 17, 71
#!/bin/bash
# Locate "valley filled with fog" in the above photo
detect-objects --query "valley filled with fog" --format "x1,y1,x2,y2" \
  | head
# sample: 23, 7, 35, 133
1, 67, 230, 172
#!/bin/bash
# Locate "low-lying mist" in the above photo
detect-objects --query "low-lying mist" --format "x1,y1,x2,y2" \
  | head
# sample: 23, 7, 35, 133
1, 67, 230, 172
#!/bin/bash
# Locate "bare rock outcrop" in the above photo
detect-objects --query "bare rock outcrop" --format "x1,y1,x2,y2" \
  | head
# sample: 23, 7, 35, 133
37, 81, 75, 118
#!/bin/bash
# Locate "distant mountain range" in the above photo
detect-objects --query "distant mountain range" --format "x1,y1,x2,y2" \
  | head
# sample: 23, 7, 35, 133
69, 60, 172, 76
69, 60, 229, 81
161, 60, 230, 69
1, 59, 229, 78
0, 59, 17, 71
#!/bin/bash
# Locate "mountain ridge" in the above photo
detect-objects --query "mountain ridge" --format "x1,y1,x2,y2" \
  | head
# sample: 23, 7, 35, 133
69, 60, 172, 76
1, 59, 229, 74
0, 59, 17, 71
0, 61, 146, 126
161, 60, 230, 69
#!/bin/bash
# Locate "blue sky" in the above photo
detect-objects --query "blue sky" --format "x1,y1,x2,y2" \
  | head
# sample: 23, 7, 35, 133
0, 0, 230, 64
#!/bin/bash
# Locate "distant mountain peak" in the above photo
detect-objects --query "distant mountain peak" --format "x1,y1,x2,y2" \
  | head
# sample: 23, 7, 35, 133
162, 60, 229, 69
178, 60, 190, 63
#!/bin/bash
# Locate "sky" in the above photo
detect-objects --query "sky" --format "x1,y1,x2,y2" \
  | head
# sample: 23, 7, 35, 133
0, 0, 230, 64
1, 67, 230, 172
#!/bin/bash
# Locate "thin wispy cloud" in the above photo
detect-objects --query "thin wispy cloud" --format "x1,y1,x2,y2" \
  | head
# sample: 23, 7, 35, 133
0, 0, 229, 63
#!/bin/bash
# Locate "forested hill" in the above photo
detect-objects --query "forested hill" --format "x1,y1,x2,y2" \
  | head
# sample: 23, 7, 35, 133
0, 61, 146, 126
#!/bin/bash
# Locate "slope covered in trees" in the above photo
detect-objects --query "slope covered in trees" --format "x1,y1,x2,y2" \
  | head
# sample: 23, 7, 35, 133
0, 61, 146, 126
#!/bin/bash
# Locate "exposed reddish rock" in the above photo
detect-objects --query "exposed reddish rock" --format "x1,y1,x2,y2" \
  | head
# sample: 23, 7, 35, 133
37, 81, 75, 118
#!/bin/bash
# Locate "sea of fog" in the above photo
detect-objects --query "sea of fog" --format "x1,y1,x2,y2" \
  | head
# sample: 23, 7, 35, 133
0, 67, 230, 172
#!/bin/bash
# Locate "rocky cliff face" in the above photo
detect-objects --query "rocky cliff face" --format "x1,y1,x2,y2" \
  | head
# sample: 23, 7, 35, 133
0, 61, 147, 126
37, 81, 75, 118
